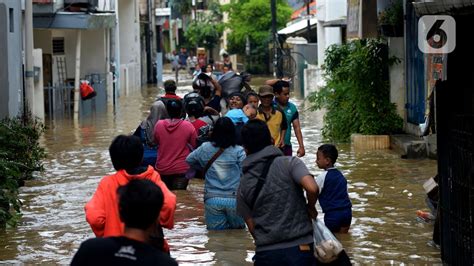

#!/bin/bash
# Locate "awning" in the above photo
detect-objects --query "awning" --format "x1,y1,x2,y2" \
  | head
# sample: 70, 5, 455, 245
278, 18, 317, 35
34, 12, 115, 29
413, 0, 474, 15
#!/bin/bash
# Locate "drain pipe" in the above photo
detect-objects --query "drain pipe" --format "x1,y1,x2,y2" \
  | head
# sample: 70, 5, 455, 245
25, 0, 35, 115
73, 30, 82, 121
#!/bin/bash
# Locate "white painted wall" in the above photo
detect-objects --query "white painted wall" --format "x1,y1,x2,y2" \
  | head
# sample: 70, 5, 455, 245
316, 23, 325, 67
81, 29, 107, 75
325, 27, 342, 49
1, 0, 23, 118
388, 37, 406, 120
118, 0, 141, 93
33, 48, 45, 121
316, 0, 347, 67
324, 0, 346, 21
36, 29, 108, 85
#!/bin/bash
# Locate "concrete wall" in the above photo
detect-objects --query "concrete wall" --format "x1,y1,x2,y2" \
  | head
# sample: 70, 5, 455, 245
81, 29, 107, 75
0, 0, 23, 119
33, 48, 45, 121
0, 3, 10, 118
35, 29, 108, 85
34, 29, 52, 54
316, 0, 346, 67
118, 0, 141, 93
388, 37, 406, 121
304, 64, 325, 97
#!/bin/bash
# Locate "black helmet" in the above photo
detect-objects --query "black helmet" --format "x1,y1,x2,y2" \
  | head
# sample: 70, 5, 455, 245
184, 92, 205, 117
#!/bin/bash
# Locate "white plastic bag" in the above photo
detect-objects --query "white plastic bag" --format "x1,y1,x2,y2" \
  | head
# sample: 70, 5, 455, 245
313, 219, 344, 263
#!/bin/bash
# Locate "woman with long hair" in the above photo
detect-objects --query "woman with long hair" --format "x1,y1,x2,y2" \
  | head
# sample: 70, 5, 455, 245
186, 117, 246, 230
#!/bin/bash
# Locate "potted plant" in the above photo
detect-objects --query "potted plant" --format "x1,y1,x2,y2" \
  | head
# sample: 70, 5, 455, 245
378, 0, 404, 37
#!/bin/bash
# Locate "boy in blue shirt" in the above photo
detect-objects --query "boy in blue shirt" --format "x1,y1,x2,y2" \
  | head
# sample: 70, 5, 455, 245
315, 144, 352, 233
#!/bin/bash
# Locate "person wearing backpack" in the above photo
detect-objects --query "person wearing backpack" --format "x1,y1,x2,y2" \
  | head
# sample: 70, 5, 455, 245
135, 80, 185, 168
237, 120, 318, 265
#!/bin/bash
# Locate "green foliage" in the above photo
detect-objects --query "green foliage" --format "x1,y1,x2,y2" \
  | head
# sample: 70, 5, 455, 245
183, 0, 223, 50
170, 0, 193, 17
308, 39, 403, 142
223, 0, 292, 74
0, 112, 45, 227
378, 0, 403, 26
184, 19, 224, 50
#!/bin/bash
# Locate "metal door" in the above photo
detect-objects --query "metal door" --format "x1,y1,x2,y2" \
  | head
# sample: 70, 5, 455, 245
405, 2, 425, 124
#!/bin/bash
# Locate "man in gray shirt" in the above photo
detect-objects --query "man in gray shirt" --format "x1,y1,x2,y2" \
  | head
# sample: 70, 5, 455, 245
237, 120, 319, 266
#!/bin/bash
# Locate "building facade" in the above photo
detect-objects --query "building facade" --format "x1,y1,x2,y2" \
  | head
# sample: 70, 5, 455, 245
0, 0, 23, 119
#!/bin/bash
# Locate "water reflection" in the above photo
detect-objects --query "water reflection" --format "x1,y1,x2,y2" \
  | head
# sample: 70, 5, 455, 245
0, 82, 440, 264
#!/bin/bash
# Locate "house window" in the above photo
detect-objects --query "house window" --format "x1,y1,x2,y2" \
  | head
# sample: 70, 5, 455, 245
52, 38, 65, 55
9, 8, 13, 32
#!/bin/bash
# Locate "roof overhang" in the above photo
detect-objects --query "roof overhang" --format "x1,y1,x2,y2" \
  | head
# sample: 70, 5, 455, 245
34, 12, 116, 29
413, 0, 474, 15
278, 18, 317, 36
321, 18, 347, 27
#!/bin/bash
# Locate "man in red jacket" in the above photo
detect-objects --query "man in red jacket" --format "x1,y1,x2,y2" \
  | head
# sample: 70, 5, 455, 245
85, 135, 177, 252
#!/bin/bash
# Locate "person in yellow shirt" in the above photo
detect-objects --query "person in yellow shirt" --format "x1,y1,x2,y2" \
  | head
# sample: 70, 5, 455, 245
256, 85, 287, 147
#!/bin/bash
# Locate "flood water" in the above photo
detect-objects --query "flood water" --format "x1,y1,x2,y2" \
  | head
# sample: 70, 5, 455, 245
0, 80, 440, 264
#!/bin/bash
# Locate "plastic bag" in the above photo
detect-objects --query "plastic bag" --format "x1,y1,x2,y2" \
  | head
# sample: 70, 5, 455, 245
80, 80, 97, 100
419, 115, 430, 136
313, 219, 344, 263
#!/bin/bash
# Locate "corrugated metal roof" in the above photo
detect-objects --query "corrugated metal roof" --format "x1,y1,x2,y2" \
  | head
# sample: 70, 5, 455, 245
413, 0, 474, 15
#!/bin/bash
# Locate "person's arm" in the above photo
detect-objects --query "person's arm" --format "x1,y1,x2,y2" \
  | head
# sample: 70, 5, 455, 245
155, 180, 177, 229
265, 79, 279, 86
244, 217, 256, 239
209, 78, 222, 97
241, 82, 253, 94
300, 175, 319, 219
84, 181, 107, 237
278, 109, 288, 148
292, 118, 305, 157
189, 124, 198, 148
236, 186, 255, 238
186, 146, 204, 170
278, 129, 286, 148
290, 158, 319, 219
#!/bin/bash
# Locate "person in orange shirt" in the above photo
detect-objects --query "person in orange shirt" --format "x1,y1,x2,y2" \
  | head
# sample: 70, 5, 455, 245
85, 135, 177, 253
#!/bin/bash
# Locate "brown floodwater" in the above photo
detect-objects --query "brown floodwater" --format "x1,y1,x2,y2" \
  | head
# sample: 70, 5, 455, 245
0, 81, 440, 264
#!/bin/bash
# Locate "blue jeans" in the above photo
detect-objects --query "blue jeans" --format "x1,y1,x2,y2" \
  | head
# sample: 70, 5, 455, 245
254, 244, 316, 266
205, 197, 245, 230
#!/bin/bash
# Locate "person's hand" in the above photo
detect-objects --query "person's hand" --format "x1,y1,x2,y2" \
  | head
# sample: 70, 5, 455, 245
297, 146, 305, 157
307, 204, 318, 219
278, 138, 285, 148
